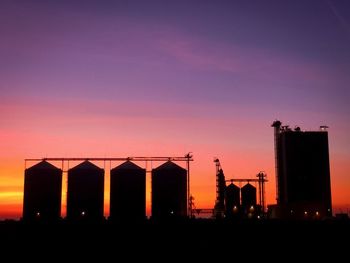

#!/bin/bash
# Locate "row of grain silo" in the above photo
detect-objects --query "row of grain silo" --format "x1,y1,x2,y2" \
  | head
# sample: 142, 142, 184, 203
225, 183, 258, 218
22, 160, 187, 221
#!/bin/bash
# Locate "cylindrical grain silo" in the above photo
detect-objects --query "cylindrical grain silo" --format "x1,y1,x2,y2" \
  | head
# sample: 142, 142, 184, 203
225, 183, 240, 218
151, 161, 187, 219
23, 160, 62, 221
110, 161, 146, 221
241, 183, 257, 217
67, 161, 104, 221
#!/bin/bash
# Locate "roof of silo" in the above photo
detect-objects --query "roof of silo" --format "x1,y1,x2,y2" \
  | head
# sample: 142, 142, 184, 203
227, 183, 240, 189
242, 183, 256, 189
69, 160, 102, 170
153, 161, 186, 171
111, 161, 143, 170
27, 160, 61, 171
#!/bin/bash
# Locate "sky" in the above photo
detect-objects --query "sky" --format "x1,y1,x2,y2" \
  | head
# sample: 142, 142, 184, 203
1, 0, 350, 219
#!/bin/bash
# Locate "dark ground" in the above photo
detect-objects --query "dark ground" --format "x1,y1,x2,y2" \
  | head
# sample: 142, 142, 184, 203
0, 218, 349, 260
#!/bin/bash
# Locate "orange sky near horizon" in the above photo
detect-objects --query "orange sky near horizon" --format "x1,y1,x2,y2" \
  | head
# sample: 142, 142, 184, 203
1, 98, 350, 219
1, 151, 350, 219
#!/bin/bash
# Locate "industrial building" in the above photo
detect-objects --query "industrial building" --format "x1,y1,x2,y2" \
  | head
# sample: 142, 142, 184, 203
271, 120, 332, 219
213, 159, 226, 218
215, 157, 263, 219
67, 161, 104, 221
225, 183, 240, 218
110, 161, 146, 220
152, 161, 187, 219
23, 160, 62, 221
241, 183, 257, 218
241, 183, 257, 207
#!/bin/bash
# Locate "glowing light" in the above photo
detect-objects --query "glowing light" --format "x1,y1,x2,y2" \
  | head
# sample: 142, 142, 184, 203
36, 212, 40, 217
81, 211, 85, 216
304, 211, 308, 215
316, 211, 319, 216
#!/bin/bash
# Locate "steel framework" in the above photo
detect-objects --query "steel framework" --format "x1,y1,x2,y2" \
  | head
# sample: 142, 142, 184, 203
225, 172, 268, 213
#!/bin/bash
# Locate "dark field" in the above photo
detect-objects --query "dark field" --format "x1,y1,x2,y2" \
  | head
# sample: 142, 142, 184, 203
0, 219, 349, 260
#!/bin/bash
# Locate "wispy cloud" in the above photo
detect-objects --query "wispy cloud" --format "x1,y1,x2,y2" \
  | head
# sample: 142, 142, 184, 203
156, 30, 331, 84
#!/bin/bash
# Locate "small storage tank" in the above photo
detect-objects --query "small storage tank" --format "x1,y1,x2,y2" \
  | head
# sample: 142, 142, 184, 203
241, 183, 257, 217
23, 160, 62, 221
241, 183, 257, 207
110, 161, 146, 221
67, 161, 104, 221
152, 161, 187, 219
225, 183, 240, 217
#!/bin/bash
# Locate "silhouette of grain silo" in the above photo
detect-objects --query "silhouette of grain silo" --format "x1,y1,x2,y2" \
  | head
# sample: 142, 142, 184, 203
110, 161, 146, 221
241, 183, 257, 207
23, 160, 62, 221
241, 183, 257, 217
67, 161, 104, 221
151, 161, 187, 219
225, 183, 240, 218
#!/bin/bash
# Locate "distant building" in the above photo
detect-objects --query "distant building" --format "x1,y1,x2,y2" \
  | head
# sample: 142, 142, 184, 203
224, 183, 240, 218
151, 161, 187, 219
23, 161, 62, 221
110, 161, 146, 221
214, 169, 226, 218
67, 161, 104, 221
241, 183, 257, 218
335, 213, 349, 220
271, 121, 332, 219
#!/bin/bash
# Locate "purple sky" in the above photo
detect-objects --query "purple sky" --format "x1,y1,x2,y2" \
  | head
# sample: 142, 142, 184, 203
1, 0, 349, 108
